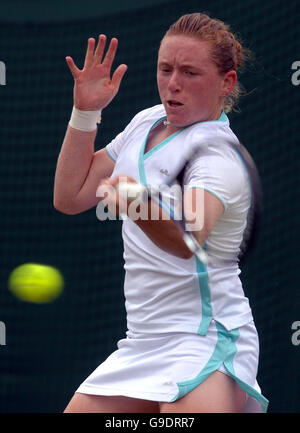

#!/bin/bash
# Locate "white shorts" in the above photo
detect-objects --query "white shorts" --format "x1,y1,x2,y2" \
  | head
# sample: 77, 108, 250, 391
76, 320, 269, 412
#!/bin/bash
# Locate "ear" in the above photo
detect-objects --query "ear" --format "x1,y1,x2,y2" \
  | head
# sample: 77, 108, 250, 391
222, 70, 237, 96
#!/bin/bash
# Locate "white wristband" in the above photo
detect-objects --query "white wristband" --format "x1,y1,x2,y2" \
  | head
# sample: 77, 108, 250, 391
69, 106, 102, 131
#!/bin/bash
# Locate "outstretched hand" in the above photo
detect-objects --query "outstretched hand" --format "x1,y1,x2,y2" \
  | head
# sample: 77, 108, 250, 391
66, 35, 128, 111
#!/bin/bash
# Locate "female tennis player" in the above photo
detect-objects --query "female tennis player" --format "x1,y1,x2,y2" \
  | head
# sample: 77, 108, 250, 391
54, 13, 269, 413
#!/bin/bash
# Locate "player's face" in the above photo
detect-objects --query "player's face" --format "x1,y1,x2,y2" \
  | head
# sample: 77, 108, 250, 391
157, 35, 235, 129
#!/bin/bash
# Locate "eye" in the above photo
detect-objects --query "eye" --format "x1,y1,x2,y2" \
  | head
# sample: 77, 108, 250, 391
158, 64, 172, 74
184, 71, 196, 76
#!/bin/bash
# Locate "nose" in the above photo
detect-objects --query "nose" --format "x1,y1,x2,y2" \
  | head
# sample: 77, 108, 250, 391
168, 71, 181, 92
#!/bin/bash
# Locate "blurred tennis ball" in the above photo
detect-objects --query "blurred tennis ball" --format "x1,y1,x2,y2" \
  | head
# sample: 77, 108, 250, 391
8, 263, 64, 304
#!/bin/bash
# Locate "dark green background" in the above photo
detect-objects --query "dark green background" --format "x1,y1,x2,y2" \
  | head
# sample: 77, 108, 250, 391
0, 0, 299, 413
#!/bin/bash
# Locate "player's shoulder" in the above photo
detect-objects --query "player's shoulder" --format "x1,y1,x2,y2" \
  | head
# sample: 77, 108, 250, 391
127, 104, 166, 127
187, 111, 234, 140
186, 114, 247, 174
187, 113, 239, 156
112, 104, 165, 151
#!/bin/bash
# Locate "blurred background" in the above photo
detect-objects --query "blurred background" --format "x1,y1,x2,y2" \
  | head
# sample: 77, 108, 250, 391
0, 0, 299, 413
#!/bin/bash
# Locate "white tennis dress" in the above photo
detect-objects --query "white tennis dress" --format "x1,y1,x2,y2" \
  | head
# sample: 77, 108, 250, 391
76, 105, 269, 412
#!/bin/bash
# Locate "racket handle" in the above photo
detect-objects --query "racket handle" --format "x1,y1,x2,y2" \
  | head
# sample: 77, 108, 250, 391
182, 233, 208, 264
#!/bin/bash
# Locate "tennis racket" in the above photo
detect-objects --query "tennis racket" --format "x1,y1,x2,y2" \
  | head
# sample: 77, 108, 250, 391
117, 139, 262, 265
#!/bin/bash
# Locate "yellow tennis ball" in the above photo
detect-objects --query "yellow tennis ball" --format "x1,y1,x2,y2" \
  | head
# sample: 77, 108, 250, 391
8, 263, 64, 304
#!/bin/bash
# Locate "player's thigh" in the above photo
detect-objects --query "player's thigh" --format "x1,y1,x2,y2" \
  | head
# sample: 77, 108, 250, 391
64, 392, 160, 413
159, 371, 246, 413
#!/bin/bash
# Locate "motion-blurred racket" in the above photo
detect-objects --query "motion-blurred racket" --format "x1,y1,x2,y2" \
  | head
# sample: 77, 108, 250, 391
117, 140, 262, 265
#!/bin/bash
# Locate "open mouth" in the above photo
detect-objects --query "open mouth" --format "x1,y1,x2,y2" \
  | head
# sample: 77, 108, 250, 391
167, 100, 183, 108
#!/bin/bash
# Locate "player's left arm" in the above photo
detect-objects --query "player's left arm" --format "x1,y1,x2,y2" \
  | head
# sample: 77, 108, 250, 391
183, 187, 224, 247
134, 187, 223, 259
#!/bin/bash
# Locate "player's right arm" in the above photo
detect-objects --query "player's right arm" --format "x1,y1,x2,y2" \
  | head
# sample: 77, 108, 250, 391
53, 35, 127, 215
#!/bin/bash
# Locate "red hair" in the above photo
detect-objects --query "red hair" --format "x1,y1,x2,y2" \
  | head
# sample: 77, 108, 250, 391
163, 13, 250, 113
